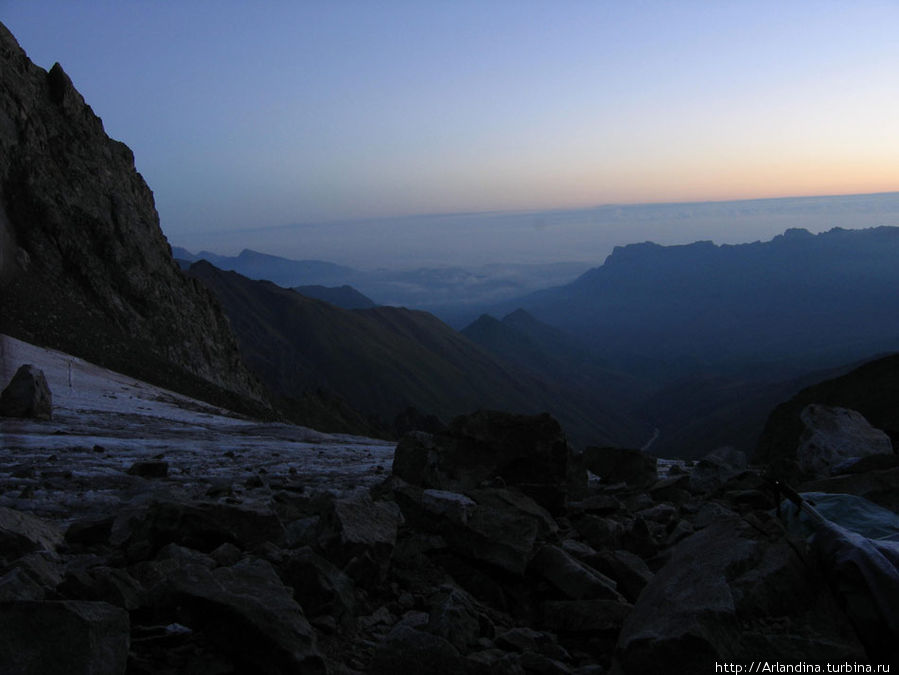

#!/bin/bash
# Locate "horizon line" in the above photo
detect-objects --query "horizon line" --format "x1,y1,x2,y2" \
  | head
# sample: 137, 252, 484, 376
185, 189, 899, 238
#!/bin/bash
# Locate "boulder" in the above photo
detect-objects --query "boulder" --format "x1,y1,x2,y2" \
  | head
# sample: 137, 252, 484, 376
394, 482, 551, 576
583, 446, 657, 488
614, 518, 867, 673
58, 565, 144, 610
0, 506, 64, 561
0, 364, 52, 420
279, 546, 356, 621
542, 599, 632, 634
316, 492, 400, 587
393, 410, 572, 513
369, 624, 470, 675
149, 557, 325, 674
425, 583, 491, 651
689, 447, 748, 494
590, 549, 654, 604
529, 545, 623, 601
0, 600, 129, 675
797, 405, 893, 478
109, 499, 284, 561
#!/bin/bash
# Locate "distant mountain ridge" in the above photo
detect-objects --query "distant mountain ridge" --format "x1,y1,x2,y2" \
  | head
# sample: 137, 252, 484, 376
173, 246, 591, 317
293, 285, 376, 310
173, 247, 355, 288
507, 226, 899, 373
188, 261, 647, 448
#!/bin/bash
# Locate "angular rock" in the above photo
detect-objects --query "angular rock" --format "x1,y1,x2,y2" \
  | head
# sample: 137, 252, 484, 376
0, 506, 63, 560
648, 475, 691, 505
426, 583, 490, 651
542, 599, 632, 633
0, 364, 51, 420
150, 557, 325, 674
394, 481, 549, 576
59, 565, 144, 611
573, 515, 624, 551
279, 546, 356, 621
530, 545, 623, 601
583, 446, 657, 488
109, 499, 284, 561
316, 492, 399, 587
797, 404, 893, 478
369, 624, 469, 675
615, 518, 866, 673
393, 411, 572, 513
591, 549, 654, 604
0, 600, 129, 675
689, 446, 748, 494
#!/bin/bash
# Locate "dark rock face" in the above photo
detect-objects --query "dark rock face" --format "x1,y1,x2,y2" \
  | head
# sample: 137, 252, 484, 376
0, 22, 264, 409
393, 410, 573, 512
0, 364, 51, 420
144, 558, 325, 674
615, 517, 867, 673
0, 600, 130, 675
0, 505, 63, 560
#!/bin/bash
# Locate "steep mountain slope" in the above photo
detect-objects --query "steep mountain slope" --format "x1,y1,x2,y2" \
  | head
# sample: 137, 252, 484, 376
510, 227, 899, 373
189, 261, 646, 448
294, 285, 376, 310
0, 22, 265, 410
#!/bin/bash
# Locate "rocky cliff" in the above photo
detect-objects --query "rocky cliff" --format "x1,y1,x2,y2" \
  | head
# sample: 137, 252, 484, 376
0, 22, 264, 407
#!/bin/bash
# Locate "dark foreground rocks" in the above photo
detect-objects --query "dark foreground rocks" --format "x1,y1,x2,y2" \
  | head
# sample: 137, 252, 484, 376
0, 409, 895, 673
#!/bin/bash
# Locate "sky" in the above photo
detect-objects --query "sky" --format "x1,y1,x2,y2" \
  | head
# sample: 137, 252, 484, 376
2, 1, 899, 267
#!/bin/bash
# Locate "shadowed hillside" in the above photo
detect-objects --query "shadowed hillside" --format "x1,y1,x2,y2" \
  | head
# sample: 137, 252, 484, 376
189, 261, 648, 448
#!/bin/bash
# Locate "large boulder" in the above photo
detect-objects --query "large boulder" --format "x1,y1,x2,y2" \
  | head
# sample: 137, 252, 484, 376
614, 517, 866, 673
583, 446, 657, 488
278, 546, 357, 622
0, 506, 64, 561
0, 364, 51, 420
109, 499, 284, 561
393, 410, 572, 513
689, 446, 748, 494
393, 481, 555, 576
0, 600, 130, 675
146, 557, 325, 674
797, 405, 893, 478
529, 545, 623, 601
315, 492, 400, 588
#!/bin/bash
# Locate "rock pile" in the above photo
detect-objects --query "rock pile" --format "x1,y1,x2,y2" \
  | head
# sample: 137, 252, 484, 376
0, 409, 895, 673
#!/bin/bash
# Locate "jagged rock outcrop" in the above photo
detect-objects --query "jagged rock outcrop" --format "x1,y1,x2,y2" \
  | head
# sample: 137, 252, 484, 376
0, 21, 264, 408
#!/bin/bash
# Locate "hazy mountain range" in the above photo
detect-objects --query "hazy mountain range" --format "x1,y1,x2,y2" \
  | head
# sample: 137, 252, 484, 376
173, 246, 591, 319
3, 20, 899, 462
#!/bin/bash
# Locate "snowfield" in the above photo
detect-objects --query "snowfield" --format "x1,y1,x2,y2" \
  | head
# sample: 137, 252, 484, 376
0, 334, 396, 522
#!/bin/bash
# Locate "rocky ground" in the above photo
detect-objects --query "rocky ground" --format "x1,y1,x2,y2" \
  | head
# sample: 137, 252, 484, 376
2, 335, 898, 673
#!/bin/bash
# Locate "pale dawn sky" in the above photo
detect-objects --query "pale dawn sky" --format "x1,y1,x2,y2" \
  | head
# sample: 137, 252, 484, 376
2, 1, 898, 265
